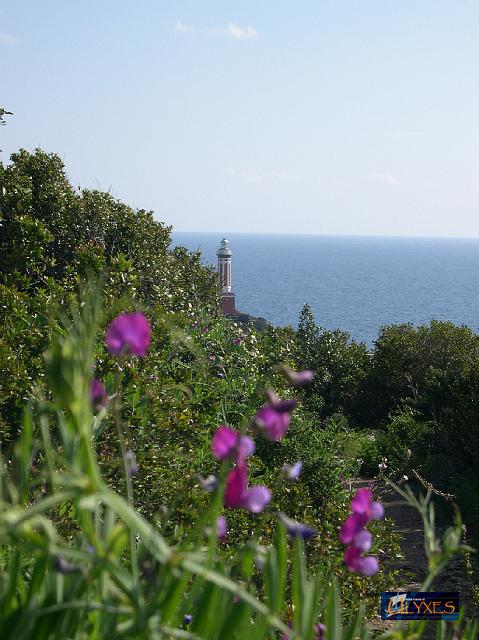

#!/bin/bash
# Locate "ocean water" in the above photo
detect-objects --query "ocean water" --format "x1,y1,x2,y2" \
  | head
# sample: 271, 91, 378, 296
172, 232, 479, 346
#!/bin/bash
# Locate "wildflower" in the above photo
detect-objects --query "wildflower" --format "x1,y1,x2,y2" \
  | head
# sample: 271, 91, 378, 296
351, 487, 384, 520
253, 396, 298, 441
224, 464, 271, 513
211, 425, 255, 463
278, 512, 316, 539
340, 487, 383, 577
282, 461, 303, 480
209, 353, 216, 361
106, 312, 151, 357
339, 512, 369, 544
183, 614, 192, 625
91, 378, 108, 411
351, 528, 372, 551
280, 365, 315, 388
217, 516, 227, 542
125, 450, 139, 476
283, 622, 326, 640
54, 557, 77, 574
344, 545, 378, 576
196, 473, 218, 492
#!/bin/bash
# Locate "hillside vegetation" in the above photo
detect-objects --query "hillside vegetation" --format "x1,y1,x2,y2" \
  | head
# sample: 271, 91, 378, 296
0, 148, 477, 638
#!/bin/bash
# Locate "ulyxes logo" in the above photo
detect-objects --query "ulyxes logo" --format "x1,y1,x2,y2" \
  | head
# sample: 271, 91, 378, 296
381, 592, 459, 620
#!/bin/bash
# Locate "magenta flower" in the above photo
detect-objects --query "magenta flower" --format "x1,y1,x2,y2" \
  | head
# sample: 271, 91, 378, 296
91, 378, 108, 411
253, 398, 298, 441
282, 461, 303, 480
340, 487, 383, 576
280, 365, 315, 388
211, 426, 255, 463
339, 512, 368, 544
106, 312, 151, 357
344, 545, 379, 576
217, 516, 227, 542
351, 487, 384, 520
224, 465, 271, 513
278, 512, 316, 539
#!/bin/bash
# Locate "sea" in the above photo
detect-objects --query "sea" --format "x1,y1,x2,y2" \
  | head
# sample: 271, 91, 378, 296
172, 232, 479, 346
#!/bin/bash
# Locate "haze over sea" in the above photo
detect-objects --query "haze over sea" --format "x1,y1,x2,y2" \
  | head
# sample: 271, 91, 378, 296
173, 232, 479, 346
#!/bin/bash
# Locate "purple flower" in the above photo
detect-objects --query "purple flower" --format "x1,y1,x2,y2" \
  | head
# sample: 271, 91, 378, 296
91, 378, 108, 411
283, 622, 326, 640
340, 488, 383, 577
351, 487, 384, 520
217, 516, 227, 542
224, 465, 271, 513
314, 623, 327, 640
282, 461, 303, 480
253, 398, 298, 441
54, 557, 76, 574
280, 365, 315, 388
125, 450, 139, 476
183, 614, 192, 625
352, 529, 372, 552
196, 473, 218, 492
344, 545, 379, 576
211, 426, 255, 463
278, 512, 316, 539
106, 312, 151, 357
339, 512, 368, 544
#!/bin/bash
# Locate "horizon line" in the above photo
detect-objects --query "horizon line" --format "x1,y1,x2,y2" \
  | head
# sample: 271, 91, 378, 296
171, 229, 479, 241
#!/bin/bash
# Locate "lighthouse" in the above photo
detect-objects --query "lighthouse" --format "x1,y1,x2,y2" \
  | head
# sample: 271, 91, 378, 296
217, 238, 236, 315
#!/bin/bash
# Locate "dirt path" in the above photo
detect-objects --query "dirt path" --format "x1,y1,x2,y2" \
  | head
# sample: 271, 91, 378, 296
351, 479, 477, 635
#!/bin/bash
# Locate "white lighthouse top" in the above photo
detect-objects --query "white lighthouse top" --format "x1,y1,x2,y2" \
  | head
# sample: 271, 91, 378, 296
216, 237, 232, 257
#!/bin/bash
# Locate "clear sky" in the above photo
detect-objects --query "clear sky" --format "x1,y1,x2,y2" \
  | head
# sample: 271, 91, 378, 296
1, 1, 478, 237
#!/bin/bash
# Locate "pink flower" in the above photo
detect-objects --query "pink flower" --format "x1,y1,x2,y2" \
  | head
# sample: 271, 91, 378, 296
351, 487, 384, 520
280, 365, 315, 388
224, 465, 271, 513
106, 312, 151, 357
217, 516, 227, 542
344, 545, 378, 576
91, 378, 108, 411
211, 426, 255, 463
340, 488, 383, 577
339, 512, 368, 544
253, 398, 298, 441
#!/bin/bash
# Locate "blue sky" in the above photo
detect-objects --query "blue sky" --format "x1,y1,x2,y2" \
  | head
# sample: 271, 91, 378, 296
1, 1, 478, 236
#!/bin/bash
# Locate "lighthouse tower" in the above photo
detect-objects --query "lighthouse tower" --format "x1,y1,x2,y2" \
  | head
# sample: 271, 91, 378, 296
217, 238, 236, 315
